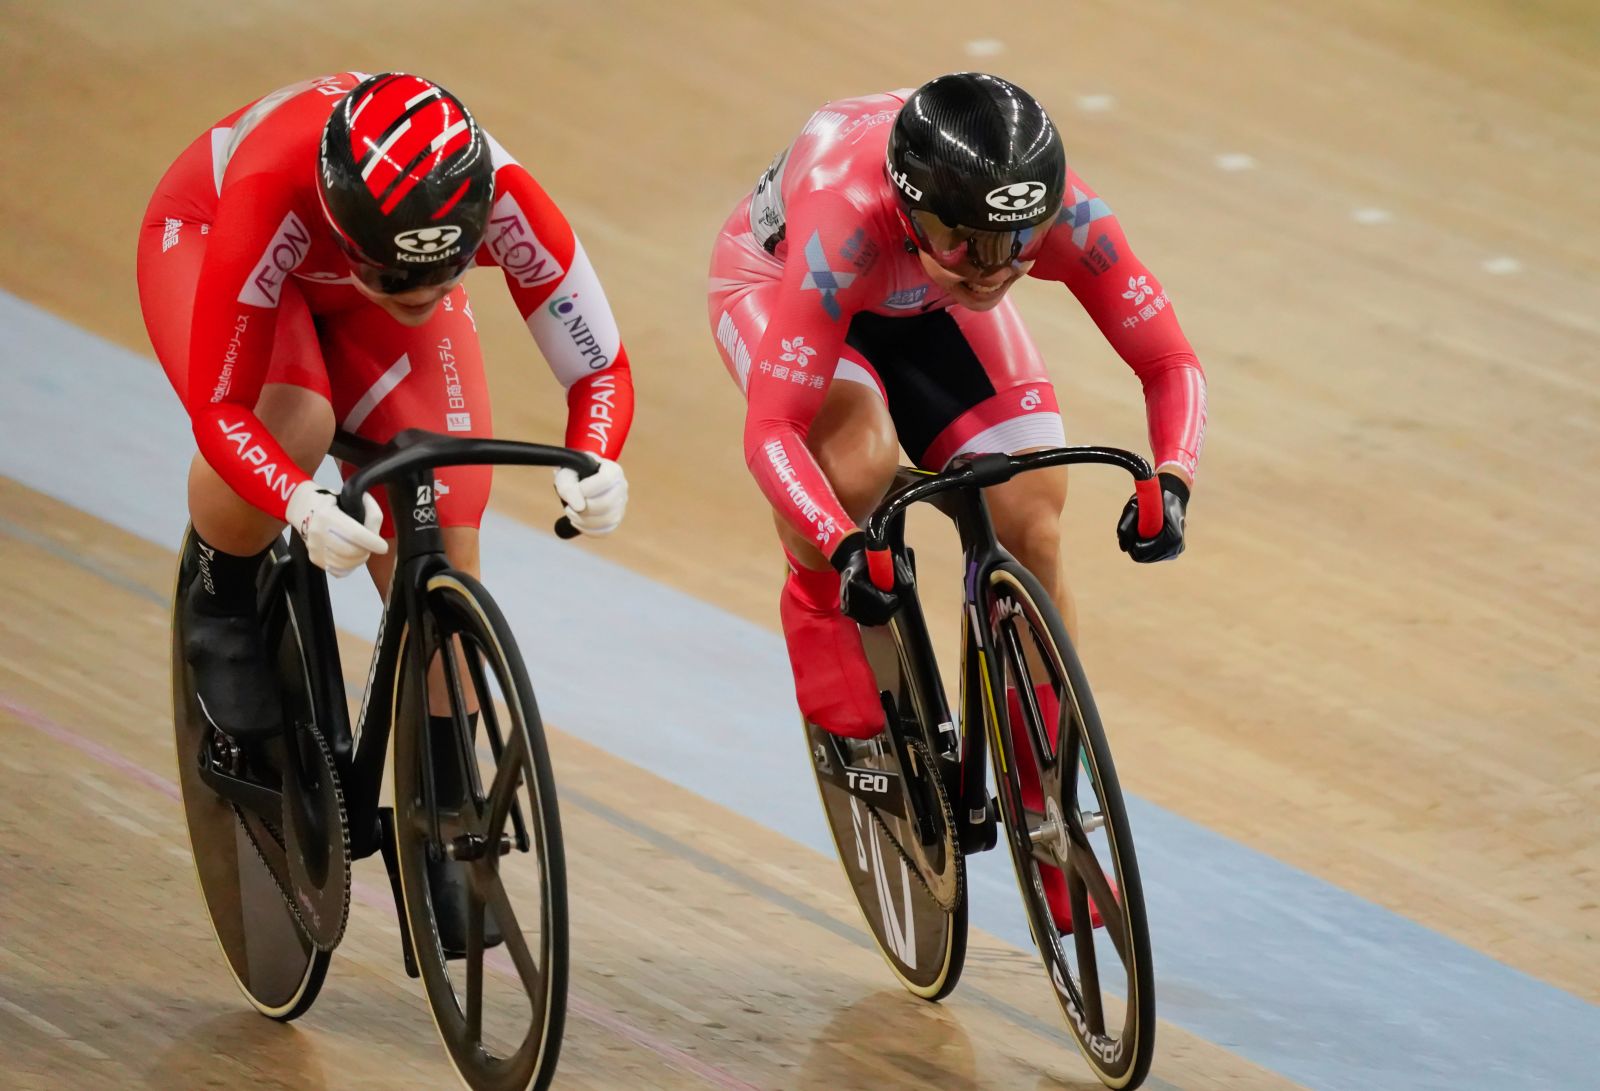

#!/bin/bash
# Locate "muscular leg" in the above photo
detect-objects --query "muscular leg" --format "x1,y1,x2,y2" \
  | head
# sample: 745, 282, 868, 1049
188, 382, 335, 552
984, 448, 1076, 643
986, 445, 1105, 932
177, 383, 335, 741
770, 378, 900, 738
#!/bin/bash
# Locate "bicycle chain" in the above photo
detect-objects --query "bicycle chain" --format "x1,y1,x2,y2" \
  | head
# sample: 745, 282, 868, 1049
283, 720, 352, 950
864, 735, 964, 913
228, 721, 351, 951
231, 801, 306, 933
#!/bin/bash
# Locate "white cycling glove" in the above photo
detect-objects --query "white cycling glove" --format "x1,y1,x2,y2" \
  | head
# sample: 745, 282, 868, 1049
286, 481, 388, 577
553, 458, 628, 537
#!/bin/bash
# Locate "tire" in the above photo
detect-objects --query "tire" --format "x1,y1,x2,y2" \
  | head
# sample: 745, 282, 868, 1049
391, 570, 568, 1091
170, 529, 330, 1021
984, 561, 1155, 1089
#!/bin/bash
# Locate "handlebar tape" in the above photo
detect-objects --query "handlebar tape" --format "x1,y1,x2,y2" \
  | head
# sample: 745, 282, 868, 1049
866, 547, 895, 592
1134, 476, 1164, 539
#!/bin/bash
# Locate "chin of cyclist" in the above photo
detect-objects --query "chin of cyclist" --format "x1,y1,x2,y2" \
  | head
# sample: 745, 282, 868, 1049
140, 71, 635, 952
707, 72, 1207, 933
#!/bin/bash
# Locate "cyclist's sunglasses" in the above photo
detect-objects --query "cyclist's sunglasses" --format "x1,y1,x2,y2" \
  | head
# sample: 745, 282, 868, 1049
908, 210, 1049, 273
349, 257, 472, 297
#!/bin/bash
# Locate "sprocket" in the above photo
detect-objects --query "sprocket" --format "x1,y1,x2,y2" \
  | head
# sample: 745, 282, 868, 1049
863, 735, 964, 913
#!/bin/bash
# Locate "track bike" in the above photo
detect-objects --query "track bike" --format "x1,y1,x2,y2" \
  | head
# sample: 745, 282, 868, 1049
172, 428, 595, 1091
806, 446, 1162, 1089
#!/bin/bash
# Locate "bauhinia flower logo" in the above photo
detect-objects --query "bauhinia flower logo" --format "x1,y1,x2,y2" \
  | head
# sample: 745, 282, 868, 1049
779, 336, 817, 366
1122, 275, 1151, 306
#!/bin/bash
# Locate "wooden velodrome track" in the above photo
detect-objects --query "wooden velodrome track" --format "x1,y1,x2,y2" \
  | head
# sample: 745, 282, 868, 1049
2, 2, 1596, 1089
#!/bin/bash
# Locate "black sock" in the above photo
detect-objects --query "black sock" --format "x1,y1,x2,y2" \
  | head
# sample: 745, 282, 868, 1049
429, 711, 480, 805
186, 530, 271, 616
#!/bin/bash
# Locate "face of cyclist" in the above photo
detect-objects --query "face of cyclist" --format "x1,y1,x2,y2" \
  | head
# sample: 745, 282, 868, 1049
916, 249, 1033, 311
907, 210, 1043, 312
348, 265, 465, 326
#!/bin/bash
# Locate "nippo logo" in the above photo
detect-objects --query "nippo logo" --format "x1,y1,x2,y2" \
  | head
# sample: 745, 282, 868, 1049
394, 225, 463, 256
985, 181, 1046, 211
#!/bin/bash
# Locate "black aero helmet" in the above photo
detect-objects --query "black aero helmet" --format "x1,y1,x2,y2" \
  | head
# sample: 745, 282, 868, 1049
886, 73, 1066, 270
317, 73, 494, 293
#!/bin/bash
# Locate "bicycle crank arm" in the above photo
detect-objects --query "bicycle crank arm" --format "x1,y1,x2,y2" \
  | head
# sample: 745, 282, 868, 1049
809, 732, 909, 816
197, 735, 283, 823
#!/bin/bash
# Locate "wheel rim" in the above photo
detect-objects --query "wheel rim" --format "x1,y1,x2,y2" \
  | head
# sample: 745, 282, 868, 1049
393, 581, 563, 1090
988, 569, 1152, 1087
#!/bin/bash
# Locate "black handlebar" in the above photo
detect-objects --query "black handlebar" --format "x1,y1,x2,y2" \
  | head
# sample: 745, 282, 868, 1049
331, 430, 599, 538
863, 445, 1155, 549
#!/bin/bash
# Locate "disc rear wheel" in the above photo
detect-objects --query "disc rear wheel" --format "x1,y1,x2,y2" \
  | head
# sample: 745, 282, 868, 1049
170, 529, 331, 1021
804, 612, 967, 1000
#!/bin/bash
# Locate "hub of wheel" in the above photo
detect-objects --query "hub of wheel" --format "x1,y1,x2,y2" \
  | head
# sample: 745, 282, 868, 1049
1030, 797, 1073, 866
448, 832, 512, 861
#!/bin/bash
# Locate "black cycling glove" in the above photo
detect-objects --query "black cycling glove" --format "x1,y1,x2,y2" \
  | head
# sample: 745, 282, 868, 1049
1116, 473, 1189, 563
832, 533, 900, 625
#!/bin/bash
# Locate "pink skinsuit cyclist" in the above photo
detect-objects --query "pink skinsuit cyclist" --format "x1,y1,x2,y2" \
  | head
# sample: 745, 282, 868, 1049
708, 88, 1206, 705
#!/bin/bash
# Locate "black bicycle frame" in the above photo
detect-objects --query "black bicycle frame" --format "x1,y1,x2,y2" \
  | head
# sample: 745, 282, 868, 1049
863, 447, 1156, 836
259, 428, 596, 859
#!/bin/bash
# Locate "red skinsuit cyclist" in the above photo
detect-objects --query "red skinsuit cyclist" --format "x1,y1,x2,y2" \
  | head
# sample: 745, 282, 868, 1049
139, 74, 634, 953
707, 73, 1206, 935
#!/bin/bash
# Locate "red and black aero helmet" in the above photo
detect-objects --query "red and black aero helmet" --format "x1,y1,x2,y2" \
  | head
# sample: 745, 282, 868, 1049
317, 73, 493, 294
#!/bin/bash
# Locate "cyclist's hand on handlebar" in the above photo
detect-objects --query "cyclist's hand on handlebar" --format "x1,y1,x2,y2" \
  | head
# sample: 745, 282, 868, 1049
554, 457, 628, 537
287, 481, 388, 577
833, 533, 899, 625
1117, 472, 1189, 563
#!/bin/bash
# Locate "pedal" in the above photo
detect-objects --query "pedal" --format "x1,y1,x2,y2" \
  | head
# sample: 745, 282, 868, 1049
428, 846, 505, 959
211, 729, 243, 777
448, 832, 512, 861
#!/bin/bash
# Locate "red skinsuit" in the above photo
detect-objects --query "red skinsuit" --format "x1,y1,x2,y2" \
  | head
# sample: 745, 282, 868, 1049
708, 90, 1207, 560
139, 73, 633, 530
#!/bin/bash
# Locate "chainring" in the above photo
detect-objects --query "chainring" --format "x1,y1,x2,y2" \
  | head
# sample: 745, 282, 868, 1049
225, 722, 350, 952
863, 735, 963, 913
280, 721, 351, 951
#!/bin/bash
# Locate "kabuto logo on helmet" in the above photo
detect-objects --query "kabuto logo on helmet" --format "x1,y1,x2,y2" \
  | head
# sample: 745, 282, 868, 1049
887, 152, 924, 202
985, 181, 1046, 212
393, 225, 464, 262
317, 74, 494, 282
